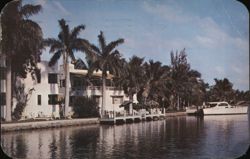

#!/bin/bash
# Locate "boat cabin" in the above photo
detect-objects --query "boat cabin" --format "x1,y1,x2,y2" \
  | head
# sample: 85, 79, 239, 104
206, 102, 234, 108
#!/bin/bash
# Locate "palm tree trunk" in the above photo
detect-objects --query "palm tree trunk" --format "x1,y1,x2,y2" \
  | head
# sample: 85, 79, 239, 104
102, 77, 106, 118
64, 54, 70, 118
6, 57, 12, 121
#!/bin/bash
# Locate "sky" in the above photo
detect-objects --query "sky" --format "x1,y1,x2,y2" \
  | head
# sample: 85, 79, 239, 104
24, 0, 249, 91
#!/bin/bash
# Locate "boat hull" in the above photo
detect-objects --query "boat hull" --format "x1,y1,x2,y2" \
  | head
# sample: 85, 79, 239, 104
203, 106, 248, 115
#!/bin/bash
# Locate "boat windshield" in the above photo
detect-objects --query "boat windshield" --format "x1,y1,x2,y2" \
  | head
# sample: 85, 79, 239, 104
218, 103, 228, 106
208, 103, 217, 107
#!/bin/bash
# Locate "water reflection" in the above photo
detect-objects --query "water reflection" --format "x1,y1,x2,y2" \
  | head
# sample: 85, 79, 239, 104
1, 115, 249, 159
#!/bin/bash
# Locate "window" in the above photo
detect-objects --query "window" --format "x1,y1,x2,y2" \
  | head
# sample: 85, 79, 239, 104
48, 73, 57, 84
37, 95, 41, 105
37, 69, 41, 83
112, 96, 123, 104
0, 93, 6, 106
48, 94, 58, 105
218, 103, 228, 106
0, 67, 6, 80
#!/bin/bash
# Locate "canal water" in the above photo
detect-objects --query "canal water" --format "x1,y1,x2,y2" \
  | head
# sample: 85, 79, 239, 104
1, 115, 249, 159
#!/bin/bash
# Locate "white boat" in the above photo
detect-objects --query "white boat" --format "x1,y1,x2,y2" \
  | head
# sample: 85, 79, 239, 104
203, 101, 248, 115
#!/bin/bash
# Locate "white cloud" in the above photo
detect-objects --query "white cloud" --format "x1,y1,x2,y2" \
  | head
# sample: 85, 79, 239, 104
143, 2, 248, 54
142, 1, 192, 23
52, 1, 71, 16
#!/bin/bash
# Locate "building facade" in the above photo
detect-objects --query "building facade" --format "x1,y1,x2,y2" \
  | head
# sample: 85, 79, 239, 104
1, 60, 136, 120
19, 61, 60, 119
59, 64, 137, 115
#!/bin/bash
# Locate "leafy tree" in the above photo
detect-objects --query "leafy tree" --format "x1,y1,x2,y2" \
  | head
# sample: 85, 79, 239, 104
12, 78, 34, 120
87, 31, 124, 117
167, 49, 205, 109
168, 49, 190, 110
209, 78, 234, 102
43, 19, 91, 117
1, 0, 43, 121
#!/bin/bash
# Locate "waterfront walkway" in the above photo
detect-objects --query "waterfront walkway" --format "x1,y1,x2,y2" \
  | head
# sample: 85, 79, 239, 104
1, 118, 99, 132
1, 112, 187, 132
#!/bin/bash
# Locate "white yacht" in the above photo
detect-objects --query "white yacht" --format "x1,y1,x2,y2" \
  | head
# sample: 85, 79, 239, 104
203, 101, 248, 115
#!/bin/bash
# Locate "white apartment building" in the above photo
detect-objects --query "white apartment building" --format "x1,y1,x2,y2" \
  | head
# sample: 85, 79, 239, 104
0, 60, 60, 120
0, 59, 136, 120
59, 63, 137, 114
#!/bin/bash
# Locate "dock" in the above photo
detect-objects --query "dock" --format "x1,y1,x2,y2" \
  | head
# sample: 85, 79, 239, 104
100, 113, 166, 124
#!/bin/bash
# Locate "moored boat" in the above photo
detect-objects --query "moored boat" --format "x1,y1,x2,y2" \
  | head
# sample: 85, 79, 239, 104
203, 101, 248, 115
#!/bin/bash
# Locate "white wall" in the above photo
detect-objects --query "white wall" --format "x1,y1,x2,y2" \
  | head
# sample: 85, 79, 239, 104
19, 61, 60, 118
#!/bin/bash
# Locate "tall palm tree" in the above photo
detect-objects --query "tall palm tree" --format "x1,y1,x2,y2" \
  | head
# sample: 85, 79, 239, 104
1, 1, 43, 121
43, 19, 91, 117
87, 31, 124, 117
141, 60, 169, 107
118, 56, 144, 114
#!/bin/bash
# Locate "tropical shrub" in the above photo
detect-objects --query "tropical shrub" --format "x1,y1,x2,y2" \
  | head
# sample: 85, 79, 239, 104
72, 96, 99, 118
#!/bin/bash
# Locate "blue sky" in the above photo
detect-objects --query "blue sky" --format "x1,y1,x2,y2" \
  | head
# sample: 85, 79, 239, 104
25, 0, 249, 91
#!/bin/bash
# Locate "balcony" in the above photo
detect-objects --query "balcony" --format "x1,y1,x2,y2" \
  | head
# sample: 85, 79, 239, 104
71, 86, 123, 91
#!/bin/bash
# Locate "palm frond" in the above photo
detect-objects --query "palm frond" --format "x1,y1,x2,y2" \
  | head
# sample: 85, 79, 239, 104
90, 44, 101, 54
68, 50, 76, 63
58, 19, 69, 45
71, 25, 85, 39
21, 4, 42, 18
105, 38, 124, 54
98, 31, 106, 52
20, 19, 43, 38
49, 50, 63, 66
43, 38, 63, 53
74, 58, 88, 69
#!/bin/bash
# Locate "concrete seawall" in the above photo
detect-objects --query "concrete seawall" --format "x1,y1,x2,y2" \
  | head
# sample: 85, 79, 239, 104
1, 112, 187, 132
1, 118, 100, 132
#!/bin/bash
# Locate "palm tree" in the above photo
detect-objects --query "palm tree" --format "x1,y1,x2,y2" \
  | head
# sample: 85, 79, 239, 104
1, 1, 43, 121
209, 78, 234, 102
87, 31, 124, 117
43, 19, 91, 118
118, 56, 145, 115
141, 60, 169, 108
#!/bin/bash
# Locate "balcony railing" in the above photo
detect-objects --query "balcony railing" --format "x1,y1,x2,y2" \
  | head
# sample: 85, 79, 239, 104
71, 86, 122, 91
